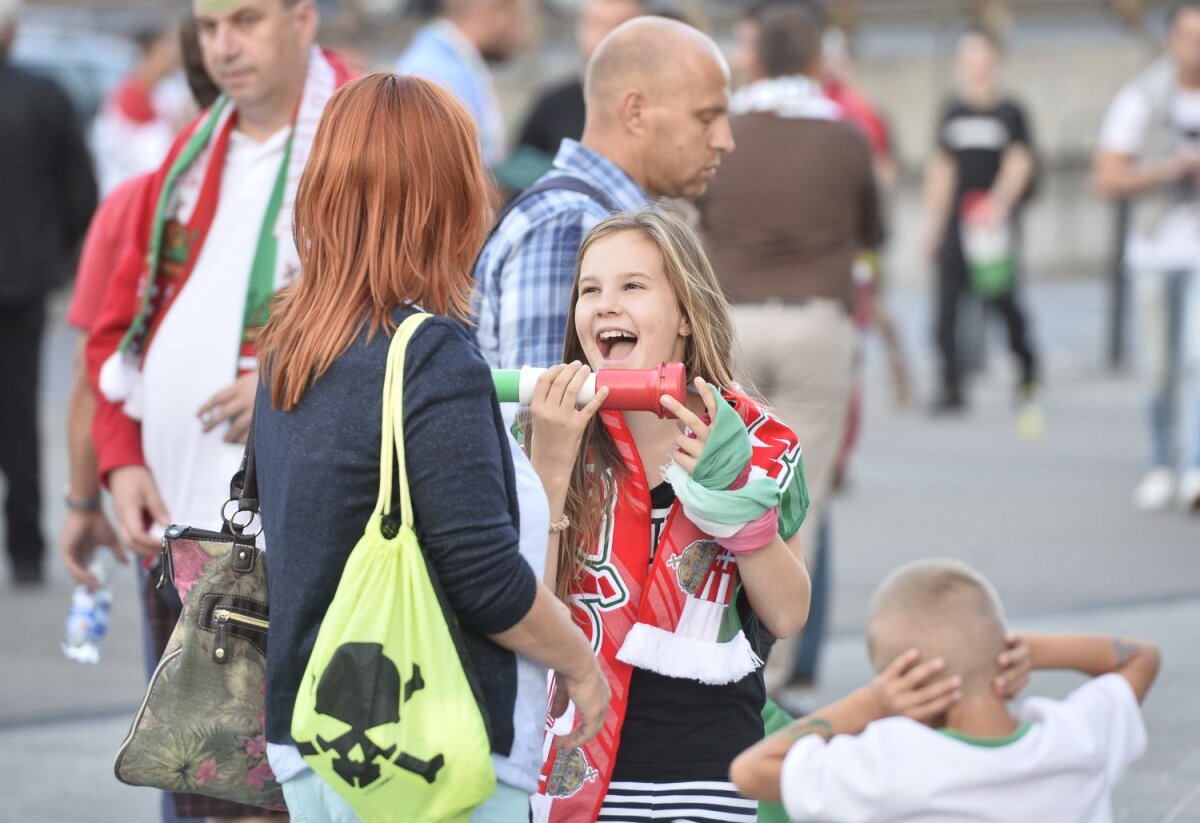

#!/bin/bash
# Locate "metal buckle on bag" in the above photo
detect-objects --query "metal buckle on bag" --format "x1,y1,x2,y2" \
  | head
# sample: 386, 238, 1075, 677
221, 499, 263, 539
216, 499, 260, 575
231, 543, 256, 574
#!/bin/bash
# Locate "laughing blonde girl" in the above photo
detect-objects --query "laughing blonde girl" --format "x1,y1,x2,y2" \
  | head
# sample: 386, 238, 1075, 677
525, 207, 812, 822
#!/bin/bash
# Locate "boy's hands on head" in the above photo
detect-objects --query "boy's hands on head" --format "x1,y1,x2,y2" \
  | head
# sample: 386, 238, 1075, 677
871, 648, 963, 723
1023, 632, 1162, 704
731, 648, 963, 804
993, 632, 1033, 700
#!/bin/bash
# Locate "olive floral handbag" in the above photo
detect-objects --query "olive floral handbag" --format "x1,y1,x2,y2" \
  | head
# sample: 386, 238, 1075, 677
114, 425, 285, 810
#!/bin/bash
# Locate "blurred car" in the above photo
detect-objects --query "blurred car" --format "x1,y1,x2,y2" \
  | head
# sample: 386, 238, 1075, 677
11, 22, 138, 124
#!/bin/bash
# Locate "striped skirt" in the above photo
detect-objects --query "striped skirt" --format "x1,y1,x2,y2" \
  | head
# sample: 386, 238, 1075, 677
597, 780, 758, 822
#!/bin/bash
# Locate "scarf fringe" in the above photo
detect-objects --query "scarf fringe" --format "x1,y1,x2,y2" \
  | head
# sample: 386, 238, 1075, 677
616, 622, 762, 686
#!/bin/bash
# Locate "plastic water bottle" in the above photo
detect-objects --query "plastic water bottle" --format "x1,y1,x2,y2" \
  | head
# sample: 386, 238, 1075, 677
61, 552, 112, 664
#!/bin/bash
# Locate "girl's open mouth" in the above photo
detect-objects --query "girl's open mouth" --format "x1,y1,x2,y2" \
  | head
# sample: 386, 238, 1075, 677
598, 330, 638, 361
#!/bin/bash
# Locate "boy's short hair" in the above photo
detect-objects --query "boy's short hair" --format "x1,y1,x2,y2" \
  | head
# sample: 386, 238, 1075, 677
867, 559, 1008, 696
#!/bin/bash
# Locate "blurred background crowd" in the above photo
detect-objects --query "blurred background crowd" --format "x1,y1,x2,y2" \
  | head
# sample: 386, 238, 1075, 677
2, 0, 1199, 819
4, 0, 1183, 274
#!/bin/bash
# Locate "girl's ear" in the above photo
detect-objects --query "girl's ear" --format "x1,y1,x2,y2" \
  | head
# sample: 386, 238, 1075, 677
680, 317, 691, 337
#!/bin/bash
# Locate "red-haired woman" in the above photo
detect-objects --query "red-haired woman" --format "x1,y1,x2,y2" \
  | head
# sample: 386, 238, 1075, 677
253, 73, 609, 820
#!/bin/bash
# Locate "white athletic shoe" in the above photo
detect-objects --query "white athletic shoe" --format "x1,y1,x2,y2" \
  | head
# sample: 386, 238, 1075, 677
1016, 383, 1043, 441
1017, 399, 1044, 441
1133, 468, 1175, 512
1177, 469, 1200, 513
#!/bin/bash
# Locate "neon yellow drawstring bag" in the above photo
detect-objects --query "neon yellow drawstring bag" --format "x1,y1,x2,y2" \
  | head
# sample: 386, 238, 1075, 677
291, 313, 496, 822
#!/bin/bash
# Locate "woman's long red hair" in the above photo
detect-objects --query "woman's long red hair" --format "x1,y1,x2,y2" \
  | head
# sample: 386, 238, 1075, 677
259, 72, 491, 411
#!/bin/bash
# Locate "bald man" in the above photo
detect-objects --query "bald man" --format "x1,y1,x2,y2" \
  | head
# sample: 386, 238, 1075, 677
473, 16, 735, 369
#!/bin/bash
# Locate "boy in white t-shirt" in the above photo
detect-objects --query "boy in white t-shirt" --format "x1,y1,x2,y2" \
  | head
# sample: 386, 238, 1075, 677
731, 559, 1161, 823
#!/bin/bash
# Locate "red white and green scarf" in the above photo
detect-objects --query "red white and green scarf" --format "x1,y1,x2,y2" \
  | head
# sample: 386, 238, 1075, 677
98, 46, 352, 416
533, 389, 806, 823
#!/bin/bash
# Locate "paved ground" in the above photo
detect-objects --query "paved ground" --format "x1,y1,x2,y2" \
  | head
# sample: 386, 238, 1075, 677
2, 279, 1198, 822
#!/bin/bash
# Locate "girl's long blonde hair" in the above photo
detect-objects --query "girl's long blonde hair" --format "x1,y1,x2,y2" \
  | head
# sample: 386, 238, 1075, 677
547, 206, 742, 599
258, 73, 491, 411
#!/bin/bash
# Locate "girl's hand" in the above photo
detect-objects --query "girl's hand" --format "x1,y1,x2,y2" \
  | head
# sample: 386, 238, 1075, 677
528, 362, 608, 477
661, 377, 718, 474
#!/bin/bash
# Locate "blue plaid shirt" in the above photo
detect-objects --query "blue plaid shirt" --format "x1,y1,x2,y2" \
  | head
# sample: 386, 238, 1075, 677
473, 139, 648, 369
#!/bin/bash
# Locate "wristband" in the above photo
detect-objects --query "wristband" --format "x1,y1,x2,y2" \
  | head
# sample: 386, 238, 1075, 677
64, 491, 102, 512
717, 508, 779, 555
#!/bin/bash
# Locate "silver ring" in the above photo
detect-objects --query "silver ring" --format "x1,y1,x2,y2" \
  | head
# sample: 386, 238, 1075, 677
221, 499, 262, 538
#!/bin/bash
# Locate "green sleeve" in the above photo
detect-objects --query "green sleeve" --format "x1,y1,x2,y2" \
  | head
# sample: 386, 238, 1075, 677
777, 452, 809, 540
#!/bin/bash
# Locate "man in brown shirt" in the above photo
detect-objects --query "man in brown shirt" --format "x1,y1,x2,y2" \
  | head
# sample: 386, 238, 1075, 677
698, 1, 882, 697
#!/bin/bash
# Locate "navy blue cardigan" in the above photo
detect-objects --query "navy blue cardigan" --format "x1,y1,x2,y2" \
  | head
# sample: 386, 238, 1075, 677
254, 307, 538, 753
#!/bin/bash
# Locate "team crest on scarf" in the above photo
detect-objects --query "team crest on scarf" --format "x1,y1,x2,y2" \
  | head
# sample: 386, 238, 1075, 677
669, 540, 735, 599
134, 219, 194, 340
546, 748, 599, 799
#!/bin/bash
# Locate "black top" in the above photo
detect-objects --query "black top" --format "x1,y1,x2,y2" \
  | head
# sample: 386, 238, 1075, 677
516, 77, 586, 158
0, 61, 97, 302
611, 483, 767, 782
936, 96, 1033, 204
254, 307, 539, 754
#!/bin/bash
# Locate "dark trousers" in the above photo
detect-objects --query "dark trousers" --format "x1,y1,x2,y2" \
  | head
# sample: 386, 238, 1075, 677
0, 299, 46, 573
936, 223, 1038, 395
789, 514, 829, 681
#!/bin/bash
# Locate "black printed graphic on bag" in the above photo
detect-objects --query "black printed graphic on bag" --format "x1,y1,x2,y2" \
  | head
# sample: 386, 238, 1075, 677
294, 643, 445, 789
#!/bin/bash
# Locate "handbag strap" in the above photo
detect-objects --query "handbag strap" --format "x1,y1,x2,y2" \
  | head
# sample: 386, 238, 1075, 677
374, 312, 432, 526
232, 408, 259, 512
224, 395, 260, 538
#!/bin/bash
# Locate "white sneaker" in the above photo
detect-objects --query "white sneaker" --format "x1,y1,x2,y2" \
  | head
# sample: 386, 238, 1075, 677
1016, 383, 1044, 441
1134, 468, 1175, 512
1017, 399, 1044, 441
1177, 469, 1200, 512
